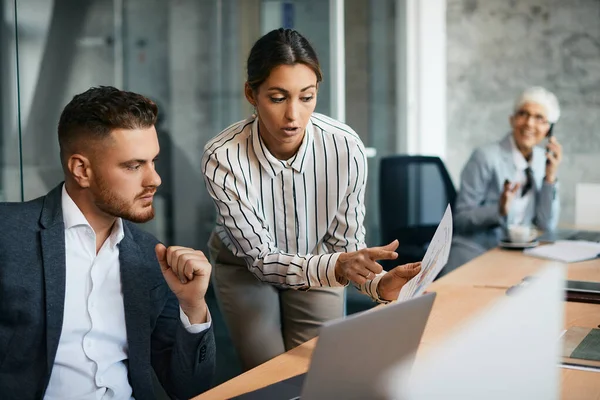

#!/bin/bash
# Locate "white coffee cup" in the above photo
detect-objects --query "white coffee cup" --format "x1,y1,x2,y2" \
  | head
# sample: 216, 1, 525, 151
508, 224, 534, 243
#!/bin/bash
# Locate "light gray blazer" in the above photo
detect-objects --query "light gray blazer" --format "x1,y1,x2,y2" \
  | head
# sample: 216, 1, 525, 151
447, 134, 560, 269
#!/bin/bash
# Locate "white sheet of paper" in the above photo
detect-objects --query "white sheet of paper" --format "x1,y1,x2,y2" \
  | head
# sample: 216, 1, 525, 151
380, 262, 565, 400
397, 204, 453, 302
524, 240, 600, 263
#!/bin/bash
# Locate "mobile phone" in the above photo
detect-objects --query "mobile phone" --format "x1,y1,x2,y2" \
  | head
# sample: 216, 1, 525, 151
546, 123, 554, 138
546, 123, 555, 165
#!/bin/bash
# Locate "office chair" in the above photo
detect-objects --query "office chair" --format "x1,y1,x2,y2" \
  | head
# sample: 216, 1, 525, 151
379, 155, 456, 270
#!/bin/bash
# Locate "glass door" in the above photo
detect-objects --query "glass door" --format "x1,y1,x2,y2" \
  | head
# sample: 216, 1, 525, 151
1, 0, 21, 202
345, 0, 400, 246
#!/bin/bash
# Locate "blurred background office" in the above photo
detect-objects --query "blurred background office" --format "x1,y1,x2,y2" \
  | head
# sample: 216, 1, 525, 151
446, 0, 600, 225
1, 0, 405, 249
1, 0, 599, 385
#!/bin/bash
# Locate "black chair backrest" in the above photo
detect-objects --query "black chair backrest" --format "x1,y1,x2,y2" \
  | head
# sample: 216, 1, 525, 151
379, 155, 456, 249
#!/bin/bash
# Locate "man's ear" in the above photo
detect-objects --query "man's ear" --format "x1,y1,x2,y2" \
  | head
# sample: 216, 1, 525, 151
244, 82, 257, 107
67, 154, 92, 188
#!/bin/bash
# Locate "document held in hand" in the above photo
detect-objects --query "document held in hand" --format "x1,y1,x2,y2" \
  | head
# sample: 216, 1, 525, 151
397, 205, 453, 302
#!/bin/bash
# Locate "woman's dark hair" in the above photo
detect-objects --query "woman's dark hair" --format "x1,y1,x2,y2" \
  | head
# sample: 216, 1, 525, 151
246, 28, 323, 91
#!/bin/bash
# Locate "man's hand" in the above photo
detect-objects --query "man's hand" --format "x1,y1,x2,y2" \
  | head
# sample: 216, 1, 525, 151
377, 262, 421, 301
499, 179, 520, 216
335, 240, 399, 285
155, 244, 211, 324
545, 136, 562, 183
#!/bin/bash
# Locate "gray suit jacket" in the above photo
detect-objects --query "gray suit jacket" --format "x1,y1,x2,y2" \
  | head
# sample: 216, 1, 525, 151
447, 135, 560, 268
0, 184, 215, 399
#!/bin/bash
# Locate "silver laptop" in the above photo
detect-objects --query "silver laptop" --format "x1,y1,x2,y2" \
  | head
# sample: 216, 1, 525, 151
537, 228, 600, 243
235, 292, 436, 400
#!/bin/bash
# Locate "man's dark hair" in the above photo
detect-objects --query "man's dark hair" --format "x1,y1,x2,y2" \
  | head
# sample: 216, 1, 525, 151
58, 86, 158, 166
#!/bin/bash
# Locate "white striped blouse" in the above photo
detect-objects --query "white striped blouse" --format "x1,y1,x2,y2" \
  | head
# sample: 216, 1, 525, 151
202, 112, 386, 302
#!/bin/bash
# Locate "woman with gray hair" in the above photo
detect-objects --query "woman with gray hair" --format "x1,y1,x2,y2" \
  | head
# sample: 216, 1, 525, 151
440, 86, 563, 276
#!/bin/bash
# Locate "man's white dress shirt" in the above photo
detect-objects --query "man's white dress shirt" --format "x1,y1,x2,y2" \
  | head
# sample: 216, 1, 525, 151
44, 186, 210, 400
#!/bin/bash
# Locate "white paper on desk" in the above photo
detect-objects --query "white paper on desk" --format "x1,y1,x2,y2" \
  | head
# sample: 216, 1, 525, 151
397, 204, 453, 302
524, 240, 600, 263
380, 263, 565, 400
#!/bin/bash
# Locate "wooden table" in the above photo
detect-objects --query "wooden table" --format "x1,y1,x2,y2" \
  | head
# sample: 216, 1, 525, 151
196, 248, 600, 400
436, 248, 600, 288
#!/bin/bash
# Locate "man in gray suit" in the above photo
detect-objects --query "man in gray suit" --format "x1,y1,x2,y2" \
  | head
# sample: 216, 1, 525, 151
0, 87, 215, 399
441, 87, 563, 276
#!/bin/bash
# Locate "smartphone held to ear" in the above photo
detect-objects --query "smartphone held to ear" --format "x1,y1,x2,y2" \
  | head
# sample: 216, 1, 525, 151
546, 123, 554, 138
545, 123, 555, 164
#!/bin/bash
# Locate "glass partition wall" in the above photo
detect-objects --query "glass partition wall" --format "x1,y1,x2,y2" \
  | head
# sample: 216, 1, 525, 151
2, 0, 402, 249
1, 0, 404, 386
1, 0, 20, 202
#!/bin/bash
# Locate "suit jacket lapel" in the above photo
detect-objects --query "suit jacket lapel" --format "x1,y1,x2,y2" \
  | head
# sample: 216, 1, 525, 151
501, 135, 545, 188
118, 227, 151, 390
39, 184, 67, 375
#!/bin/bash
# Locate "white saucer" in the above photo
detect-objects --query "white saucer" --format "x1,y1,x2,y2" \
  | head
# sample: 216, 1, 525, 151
499, 240, 539, 249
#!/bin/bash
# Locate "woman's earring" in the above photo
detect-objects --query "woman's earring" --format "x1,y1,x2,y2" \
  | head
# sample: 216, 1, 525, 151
252, 106, 258, 118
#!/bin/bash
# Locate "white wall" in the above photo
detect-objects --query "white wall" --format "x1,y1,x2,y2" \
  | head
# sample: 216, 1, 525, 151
398, 0, 447, 160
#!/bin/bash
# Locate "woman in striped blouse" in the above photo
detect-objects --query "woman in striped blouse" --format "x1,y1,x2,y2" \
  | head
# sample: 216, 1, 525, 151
202, 28, 421, 370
